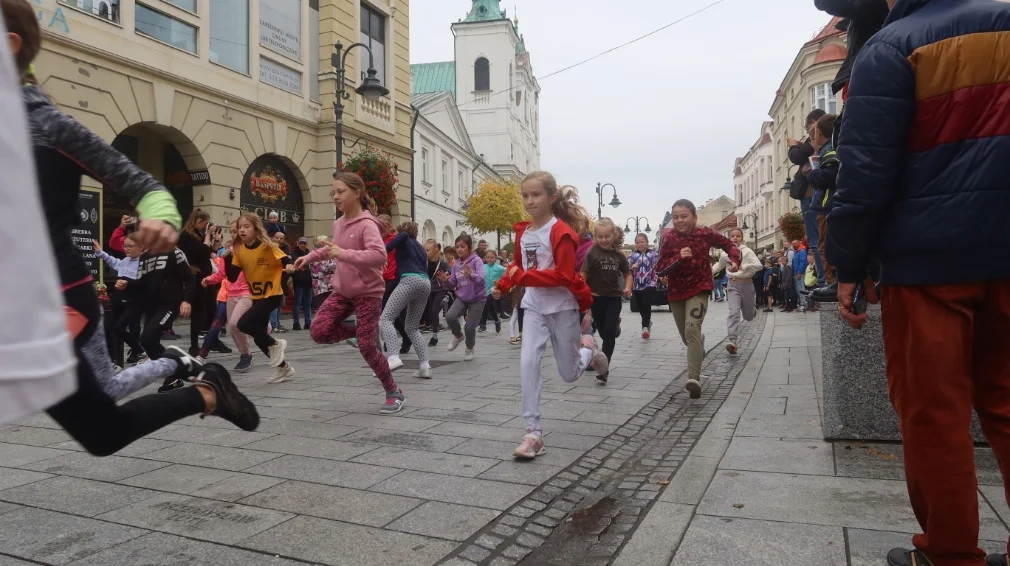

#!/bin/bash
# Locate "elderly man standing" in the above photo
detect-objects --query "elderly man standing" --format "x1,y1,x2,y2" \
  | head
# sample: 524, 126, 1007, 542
826, 1, 1010, 565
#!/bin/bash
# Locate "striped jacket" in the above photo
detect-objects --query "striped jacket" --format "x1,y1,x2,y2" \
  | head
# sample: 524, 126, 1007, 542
826, 0, 1010, 285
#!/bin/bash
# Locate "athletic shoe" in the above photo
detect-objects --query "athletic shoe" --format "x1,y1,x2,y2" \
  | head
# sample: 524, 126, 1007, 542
428, 336, 438, 347
726, 342, 738, 356
685, 378, 702, 399
212, 342, 232, 354
189, 346, 201, 357
347, 338, 359, 349
269, 364, 295, 384
463, 349, 475, 361
886, 548, 933, 566
399, 341, 412, 355
508, 336, 520, 345
447, 335, 464, 352
478, 326, 486, 333
642, 327, 650, 340
233, 354, 253, 373
113, 364, 123, 374
275, 326, 287, 334
292, 324, 301, 331
513, 430, 545, 459
380, 389, 405, 414
136, 354, 150, 366
581, 334, 609, 377
162, 330, 180, 340
268, 339, 287, 368
387, 356, 404, 371
413, 366, 432, 379
158, 379, 186, 393
192, 363, 260, 431
986, 554, 1008, 566
126, 349, 140, 363
763, 308, 774, 313
495, 320, 501, 334
596, 371, 609, 384
163, 345, 206, 378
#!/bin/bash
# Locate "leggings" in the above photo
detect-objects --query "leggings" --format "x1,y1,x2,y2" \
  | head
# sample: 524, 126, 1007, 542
189, 286, 215, 350
382, 279, 409, 349
446, 298, 485, 349
521, 309, 593, 433
46, 281, 204, 456
140, 304, 178, 359
237, 295, 282, 356
380, 276, 429, 364
425, 290, 446, 331
670, 292, 709, 381
633, 287, 655, 330
106, 298, 143, 366
480, 296, 502, 326
226, 296, 253, 355
311, 293, 397, 393
510, 307, 525, 337
590, 296, 623, 362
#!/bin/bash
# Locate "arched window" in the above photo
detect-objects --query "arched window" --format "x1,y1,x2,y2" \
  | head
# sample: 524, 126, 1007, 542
475, 57, 490, 91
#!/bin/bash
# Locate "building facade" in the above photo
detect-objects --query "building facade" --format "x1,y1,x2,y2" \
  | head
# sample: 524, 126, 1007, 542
695, 195, 736, 230
411, 0, 540, 180
733, 121, 776, 251
411, 91, 496, 248
38, 0, 413, 254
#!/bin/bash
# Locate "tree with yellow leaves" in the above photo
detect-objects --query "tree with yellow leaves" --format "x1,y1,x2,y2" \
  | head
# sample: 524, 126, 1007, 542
463, 177, 529, 248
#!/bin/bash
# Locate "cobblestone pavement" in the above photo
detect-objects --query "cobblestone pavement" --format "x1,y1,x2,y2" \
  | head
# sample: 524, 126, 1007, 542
0, 301, 742, 566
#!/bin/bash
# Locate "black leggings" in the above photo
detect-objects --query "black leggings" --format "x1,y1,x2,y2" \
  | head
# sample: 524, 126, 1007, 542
425, 290, 446, 330
382, 279, 409, 347
237, 295, 282, 356
633, 287, 655, 330
106, 299, 143, 366
591, 296, 623, 362
140, 305, 177, 359
189, 286, 216, 349
480, 296, 502, 326
46, 282, 204, 457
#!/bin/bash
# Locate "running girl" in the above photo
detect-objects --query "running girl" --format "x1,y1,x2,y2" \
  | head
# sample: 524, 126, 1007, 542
202, 230, 258, 372
94, 235, 144, 367
226, 212, 296, 384
381, 222, 433, 378
493, 172, 608, 459
628, 233, 659, 339
656, 199, 740, 399
435, 234, 486, 361
714, 227, 763, 356
133, 245, 193, 392
581, 217, 632, 383
294, 172, 404, 414
423, 240, 450, 347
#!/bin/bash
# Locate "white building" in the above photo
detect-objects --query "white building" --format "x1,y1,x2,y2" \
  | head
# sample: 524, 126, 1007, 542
411, 91, 497, 248
411, 0, 540, 180
733, 121, 777, 251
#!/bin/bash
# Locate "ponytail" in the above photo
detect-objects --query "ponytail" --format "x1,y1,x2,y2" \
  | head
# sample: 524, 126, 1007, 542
552, 185, 591, 238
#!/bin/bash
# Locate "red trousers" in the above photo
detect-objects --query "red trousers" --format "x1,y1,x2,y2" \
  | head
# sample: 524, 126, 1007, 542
882, 281, 1010, 565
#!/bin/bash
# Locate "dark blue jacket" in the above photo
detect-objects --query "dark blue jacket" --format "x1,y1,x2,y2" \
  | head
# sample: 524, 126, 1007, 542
826, 0, 1010, 285
386, 232, 428, 278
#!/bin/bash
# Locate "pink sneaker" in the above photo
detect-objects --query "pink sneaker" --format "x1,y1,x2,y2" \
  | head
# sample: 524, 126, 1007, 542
513, 430, 545, 459
581, 334, 610, 376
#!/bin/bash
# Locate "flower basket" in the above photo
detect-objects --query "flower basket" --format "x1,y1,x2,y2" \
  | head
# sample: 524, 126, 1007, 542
779, 212, 805, 242
339, 144, 399, 214
94, 282, 110, 310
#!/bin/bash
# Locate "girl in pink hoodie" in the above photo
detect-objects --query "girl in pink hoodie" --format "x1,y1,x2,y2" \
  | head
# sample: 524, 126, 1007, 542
294, 172, 404, 414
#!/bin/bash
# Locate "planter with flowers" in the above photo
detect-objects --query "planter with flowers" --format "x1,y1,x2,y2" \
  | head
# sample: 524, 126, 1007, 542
779, 212, 805, 243
339, 144, 399, 215
94, 282, 110, 310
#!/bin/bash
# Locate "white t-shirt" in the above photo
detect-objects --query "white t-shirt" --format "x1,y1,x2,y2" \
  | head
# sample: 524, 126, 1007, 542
520, 217, 579, 315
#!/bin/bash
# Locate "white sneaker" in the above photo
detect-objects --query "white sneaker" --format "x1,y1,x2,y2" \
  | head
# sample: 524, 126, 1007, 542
685, 378, 702, 399
269, 364, 295, 384
387, 356, 404, 371
413, 366, 432, 379
268, 339, 287, 368
463, 349, 475, 361
447, 335, 464, 352
726, 342, 738, 355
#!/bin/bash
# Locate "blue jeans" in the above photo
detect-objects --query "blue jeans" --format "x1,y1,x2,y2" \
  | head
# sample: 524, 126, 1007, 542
800, 198, 826, 286
270, 306, 281, 329
293, 285, 313, 327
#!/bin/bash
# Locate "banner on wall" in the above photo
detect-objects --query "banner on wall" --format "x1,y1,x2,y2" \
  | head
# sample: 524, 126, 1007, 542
75, 188, 104, 284
240, 155, 305, 245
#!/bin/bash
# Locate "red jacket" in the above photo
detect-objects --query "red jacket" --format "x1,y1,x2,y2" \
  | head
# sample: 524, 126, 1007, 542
109, 225, 126, 254
382, 233, 397, 282
495, 219, 593, 312
657, 226, 740, 302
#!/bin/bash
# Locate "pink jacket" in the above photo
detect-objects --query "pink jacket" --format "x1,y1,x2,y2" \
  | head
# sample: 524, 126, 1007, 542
305, 211, 387, 299
205, 258, 251, 298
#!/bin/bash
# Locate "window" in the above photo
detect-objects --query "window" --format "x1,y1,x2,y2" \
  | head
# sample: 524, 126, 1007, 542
60, 0, 120, 24
421, 147, 430, 183
441, 160, 448, 193
260, 0, 301, 60
210, 0, 248, 73
360, 3, 386, 87
475, 57, 490, 91
458, 170, 465, 197
508, 64, 513, 96
810, 83, 838, 114
166, 0, 196, 12
136, 4, 197, 53
768, 159, 773, 182
309, 0, 319, 100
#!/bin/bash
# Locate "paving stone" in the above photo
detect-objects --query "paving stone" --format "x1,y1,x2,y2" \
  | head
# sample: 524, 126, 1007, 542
510, 505, 535, 518
448, 438, 584, 467
244, 454, 401, 489
499, 514, 525, 527
459, 544, 491, 562
489, 557, 518, 566
517, 531, 545, 548
0, 467, 51, 491
66, 531, 309, 565
241, 480, 421, 527
0, 426, 73, 447
21, 452, 170, 481
252, 417, 362, 440
477, 460, 565, 486
351, 446, 499, 477
244, 515, 457, 566
502, 544, 532, 560
370, 470, 533, 511
0, 507, 145, 565
720, 437, 834, 475
442, 559, 477, 566
387, 501, 500, 541
671, 515, 845, 565
658, 455, 721, 505
476, 533, 504, 550
0, 442, 70, 467
406, 408, 515, 426
492, 524, 518, 538
846, 528, 1005, 566
0, 476, 156, 517
239, 434, 380, 461
147, 425, 275, 448
527, 523, 553, 537
139, 443, 280, 472
330, 412, 445, 433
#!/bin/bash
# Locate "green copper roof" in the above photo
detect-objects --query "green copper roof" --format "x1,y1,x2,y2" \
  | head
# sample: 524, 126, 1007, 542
411, 62, 456, 98
514, 18, 525, 54
463, 0, 506, 23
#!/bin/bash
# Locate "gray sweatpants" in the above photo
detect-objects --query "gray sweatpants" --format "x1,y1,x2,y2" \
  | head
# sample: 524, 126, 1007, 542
86, 310, 178, 401
521, 309, 593, 433
380, 276, 430, 364
446, 297, 486, 349
727, 279, 757, 344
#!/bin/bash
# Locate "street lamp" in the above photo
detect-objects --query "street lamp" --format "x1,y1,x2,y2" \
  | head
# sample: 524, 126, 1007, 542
740, 212, 759, 252
595, 182, 620, 220
623, 216, 651, 235
781, 165, 795, 192
332, 42, 389, 173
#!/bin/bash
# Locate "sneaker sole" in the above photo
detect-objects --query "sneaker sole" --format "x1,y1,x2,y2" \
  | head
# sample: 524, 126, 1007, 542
268, 367, 295, 384
380, 402, 405, 414
198, 364, 260, 431
685, 380, 702, 399
513, 445, 546, 460
596, 373, 609, 384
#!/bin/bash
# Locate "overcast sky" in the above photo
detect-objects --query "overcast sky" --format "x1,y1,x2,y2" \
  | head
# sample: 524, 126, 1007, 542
409, 0, 832, 231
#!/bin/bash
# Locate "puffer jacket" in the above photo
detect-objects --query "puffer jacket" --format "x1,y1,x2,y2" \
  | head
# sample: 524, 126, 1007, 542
827, 0, 1010, 286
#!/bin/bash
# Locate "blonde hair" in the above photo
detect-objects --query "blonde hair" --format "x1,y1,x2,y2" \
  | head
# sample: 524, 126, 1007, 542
233, 212, 276, 250
333, 172, 377, 215
522, 171, 591, 237
594, 217, 624, 248
398, 221, 419, 239
315, 234, 330, 248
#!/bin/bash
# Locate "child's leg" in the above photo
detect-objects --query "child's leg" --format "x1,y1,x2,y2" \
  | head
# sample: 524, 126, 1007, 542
237, 297, 280, 355
549, 309, 593, 382
591, 297, 620, 362
520, 310, 552, 434
518, 308, 524, 333
445, 298, 466, 338
510, 307, 519, 338
463, 300, 485, 349
401, 278, 430, 364
353, 296, 398, 392
309, 293, 357, 344
198, 301, 229, 356
116, 303, 145, 358
140, 306, 176, 359
226, 296, 252, 355
683, 293, 709, 381
380, 283, 412, 359
670, 300, 688, 346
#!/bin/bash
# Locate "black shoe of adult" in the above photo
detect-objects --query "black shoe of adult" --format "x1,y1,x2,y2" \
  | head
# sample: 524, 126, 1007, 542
212, 342, 233, 354
399, 341, 412, 355
763, 308, 773, 313
126, 349, 140, 364
192, 363, 260, 431
495, 320, 501, 334
886, 547, 933, 566
810, 282, 839, 303
292, 324, 301, 331
987, 554, 1009, 566
428, 336, 438, 347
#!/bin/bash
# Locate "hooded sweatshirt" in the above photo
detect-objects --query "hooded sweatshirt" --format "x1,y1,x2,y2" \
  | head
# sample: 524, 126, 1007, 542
446, 252, 487, 303
304, 211, 387, 299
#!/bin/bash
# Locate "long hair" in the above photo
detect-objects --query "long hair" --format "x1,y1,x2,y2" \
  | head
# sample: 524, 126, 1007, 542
399, 221, 419, 239
1, 0, 40, 85
183, 208, 210, 239
522, 171, 591, 237
233, 212, 275, 250
333, 172, 377, 215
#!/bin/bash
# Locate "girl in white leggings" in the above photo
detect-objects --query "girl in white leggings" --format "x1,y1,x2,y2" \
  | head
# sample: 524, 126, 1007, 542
380, 222, 432, 378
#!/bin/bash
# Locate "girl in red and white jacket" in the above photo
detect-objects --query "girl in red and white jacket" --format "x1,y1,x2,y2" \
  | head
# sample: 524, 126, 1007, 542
493, 171, 609, 460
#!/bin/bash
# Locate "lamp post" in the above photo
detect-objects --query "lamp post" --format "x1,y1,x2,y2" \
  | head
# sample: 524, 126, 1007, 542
332, 42, 389, 173
740, 212, 759, 252
595, 182, 620, 220
623, 216, 651, 235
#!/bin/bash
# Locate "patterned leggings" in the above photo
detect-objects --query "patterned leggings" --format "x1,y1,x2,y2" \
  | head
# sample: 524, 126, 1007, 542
380, 276, 429, 364
311, 293, 396, 392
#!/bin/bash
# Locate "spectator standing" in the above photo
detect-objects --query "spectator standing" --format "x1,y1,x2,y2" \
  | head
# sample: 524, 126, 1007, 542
787, 109, 828, 286
290, 237, 313, 330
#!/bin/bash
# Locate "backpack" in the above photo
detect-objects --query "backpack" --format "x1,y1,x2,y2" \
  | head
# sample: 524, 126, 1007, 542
804, 263, 817, 288
789, 168, 809, 200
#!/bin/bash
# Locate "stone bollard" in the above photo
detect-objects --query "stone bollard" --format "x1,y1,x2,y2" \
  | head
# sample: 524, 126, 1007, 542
820, 304, 986, 442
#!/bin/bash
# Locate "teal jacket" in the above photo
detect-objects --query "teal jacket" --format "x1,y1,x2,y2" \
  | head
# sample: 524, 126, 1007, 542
484, 263, 506, 296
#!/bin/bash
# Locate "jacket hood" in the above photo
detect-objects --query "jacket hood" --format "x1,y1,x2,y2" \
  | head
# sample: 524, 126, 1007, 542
340, 211, 385, 231
21, 85, 50, 111
884, 0, 930, 25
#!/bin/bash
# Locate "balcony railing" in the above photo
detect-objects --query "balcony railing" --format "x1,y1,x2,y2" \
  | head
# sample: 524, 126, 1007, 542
356, 94, 393, 132
472, 91, 491, 105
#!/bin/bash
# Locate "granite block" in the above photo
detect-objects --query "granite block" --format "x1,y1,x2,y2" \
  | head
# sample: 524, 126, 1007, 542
66, 532, 309, 565
369, 470, 533, 510
240, 480, 421, 526
244, 454, 400, 489
351, 446, 499, 477
669, 515, 846, 565
20, 452, 169, 481
846, 528, 1005, 566
719, 437, 834, 475
140, 443, 280, 472
611, 502, 694, 566
0, 507, 145, 565
0, 441, 68, 467
0, 467, 51, 491
387, 501, 500, 541
240, 434, 380, 461
476, 460, 565, 486
0, 476, 157, 517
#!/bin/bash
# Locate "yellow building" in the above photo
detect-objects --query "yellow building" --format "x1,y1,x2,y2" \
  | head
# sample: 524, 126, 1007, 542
36, 0, 412, 249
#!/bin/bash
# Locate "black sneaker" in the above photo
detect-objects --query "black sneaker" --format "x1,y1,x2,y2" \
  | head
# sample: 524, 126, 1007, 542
478, 326, 487, 333
192, 363, 259, 431
162, 345, 206, 379
158, 379, 186, 393
987, 554, 1008, 566
399, 341, 412, 355
233, 354, 253, 373
763, 308, 773, 313
212, 342, 232, 354
162, 330, 180, 340
596, 371, 608, 384
126, 349, 140, 364
292, 324, 301, 331
887, 548, 932, 566
189, 346, 201, 357
428, 336, 438, 347
495, 320, 501, 334
810, 282, 838, 303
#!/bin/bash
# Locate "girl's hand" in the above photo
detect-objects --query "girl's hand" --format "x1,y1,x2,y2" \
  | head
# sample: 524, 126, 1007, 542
624, 287, 633, 297
115, 279, 127, 291
180, 302, 192, 318
293, 256, 310, 271
92, 239, 102, 251
134, 219, 178, 254
728, 261, 740, 273
284, 264, 296, 274
326, 242, 342, 259
435, 271, 450, 283
463, 264, 472, 277
680, 247, 692, 259
201, 277, 210, 287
